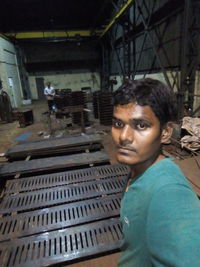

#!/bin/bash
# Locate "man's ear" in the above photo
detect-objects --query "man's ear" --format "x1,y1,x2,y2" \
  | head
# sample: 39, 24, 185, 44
161, 122, 173, 144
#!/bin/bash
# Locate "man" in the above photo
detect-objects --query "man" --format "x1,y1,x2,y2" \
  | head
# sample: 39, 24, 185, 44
44, 82, 55, 110
111, 78, 200, 267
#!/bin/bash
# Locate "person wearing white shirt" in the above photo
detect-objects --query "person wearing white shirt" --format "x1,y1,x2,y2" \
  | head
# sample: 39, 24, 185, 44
44, 82, 55, 110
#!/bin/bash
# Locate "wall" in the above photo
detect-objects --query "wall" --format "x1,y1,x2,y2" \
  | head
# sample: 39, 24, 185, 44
29, 71, 101, 99
0, 37, 23, 108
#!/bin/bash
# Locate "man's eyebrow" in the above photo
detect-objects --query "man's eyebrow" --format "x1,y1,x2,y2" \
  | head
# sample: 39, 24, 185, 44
130, 118, 152, 124
112, 116, 121, 120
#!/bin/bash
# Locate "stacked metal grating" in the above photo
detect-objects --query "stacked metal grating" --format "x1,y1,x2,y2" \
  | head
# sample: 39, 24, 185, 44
93, 91, 100, 119
54, 89, 72, 110
71, 91, 89, 126
93, 91, 113, 126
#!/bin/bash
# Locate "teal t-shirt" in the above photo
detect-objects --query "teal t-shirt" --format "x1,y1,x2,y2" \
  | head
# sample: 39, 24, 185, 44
119, 158, 200, 267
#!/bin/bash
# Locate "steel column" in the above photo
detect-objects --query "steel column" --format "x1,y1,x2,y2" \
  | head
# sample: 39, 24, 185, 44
122, 10, 131, 78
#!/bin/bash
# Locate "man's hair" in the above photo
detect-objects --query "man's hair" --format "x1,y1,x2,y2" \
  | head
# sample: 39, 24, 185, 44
112, 78, 177, 126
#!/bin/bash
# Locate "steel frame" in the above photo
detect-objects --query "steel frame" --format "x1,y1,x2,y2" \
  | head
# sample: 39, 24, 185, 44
101, 0, 200, 118
180, 0, 200, 117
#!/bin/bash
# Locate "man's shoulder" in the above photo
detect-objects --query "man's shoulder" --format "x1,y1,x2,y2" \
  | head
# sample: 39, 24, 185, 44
144, 158, 184, 180
140, 158, 190, 191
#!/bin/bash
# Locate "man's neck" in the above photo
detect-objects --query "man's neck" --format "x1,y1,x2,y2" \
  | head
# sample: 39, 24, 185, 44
130, 154, 165, 179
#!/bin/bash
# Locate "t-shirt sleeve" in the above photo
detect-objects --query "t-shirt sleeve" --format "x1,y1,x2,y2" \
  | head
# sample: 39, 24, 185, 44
51, 87, 55, 95
146, 184, 200, 267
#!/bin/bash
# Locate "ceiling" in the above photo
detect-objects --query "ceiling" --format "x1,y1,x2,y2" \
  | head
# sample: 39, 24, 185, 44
0, 0, 116, 34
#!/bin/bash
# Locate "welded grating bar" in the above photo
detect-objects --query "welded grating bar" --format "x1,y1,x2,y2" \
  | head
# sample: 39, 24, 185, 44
0, 177, 126, 214
0, 218, 122, 267
4, 164, 129, 194
0, 194, 122, 242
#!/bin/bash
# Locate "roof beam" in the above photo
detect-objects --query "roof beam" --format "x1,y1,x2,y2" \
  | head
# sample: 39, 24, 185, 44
3, 30, 101, 39
100, 0, 134, 38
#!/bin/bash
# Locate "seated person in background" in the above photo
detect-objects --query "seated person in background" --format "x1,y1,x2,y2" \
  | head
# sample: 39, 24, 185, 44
111, 78, 200, 267
44, 82, 55, 110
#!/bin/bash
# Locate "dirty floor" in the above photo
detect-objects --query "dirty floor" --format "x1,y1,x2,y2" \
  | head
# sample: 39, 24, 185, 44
0, 100, 199, 267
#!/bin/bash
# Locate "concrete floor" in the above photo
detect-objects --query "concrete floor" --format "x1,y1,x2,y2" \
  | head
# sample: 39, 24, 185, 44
0, 100, 117, 163
0, 101, 47, 157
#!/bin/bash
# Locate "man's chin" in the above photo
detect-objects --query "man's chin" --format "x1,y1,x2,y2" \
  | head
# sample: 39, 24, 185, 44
116, 154, 137, 166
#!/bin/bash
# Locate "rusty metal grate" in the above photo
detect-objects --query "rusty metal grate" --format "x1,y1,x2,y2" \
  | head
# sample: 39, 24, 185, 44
4, 164, 129, 195
0, 218, 122, 267
0, 194, 122, 242
0, 177, 126, 214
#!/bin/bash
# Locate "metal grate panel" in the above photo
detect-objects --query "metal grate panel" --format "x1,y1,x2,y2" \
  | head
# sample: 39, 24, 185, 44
0, 177, 126, 214
4, 164, 129, 194
0, 194, 122, 241
0, 151, 109, 177
0, 218, 122, 267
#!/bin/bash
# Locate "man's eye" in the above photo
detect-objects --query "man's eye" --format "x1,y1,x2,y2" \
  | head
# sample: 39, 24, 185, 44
112, 120, 123, 128
136, 122, 148, 130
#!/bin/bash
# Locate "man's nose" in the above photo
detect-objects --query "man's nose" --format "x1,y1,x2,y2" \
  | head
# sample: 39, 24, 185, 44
119, 125, 134, 145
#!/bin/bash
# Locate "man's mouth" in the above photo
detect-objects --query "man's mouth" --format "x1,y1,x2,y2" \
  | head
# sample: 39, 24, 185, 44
117, 146, 137, 153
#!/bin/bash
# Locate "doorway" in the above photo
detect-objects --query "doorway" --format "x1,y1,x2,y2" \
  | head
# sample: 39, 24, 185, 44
36, 77, 45, 100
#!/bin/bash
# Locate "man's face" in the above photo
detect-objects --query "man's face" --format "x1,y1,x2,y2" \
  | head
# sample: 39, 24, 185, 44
112, 102, 164, 168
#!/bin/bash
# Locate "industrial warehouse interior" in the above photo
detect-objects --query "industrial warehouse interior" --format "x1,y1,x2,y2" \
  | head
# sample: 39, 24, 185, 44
0, 0, 200, 266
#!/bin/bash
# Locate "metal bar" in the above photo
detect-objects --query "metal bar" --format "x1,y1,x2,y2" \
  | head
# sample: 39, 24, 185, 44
122, 9, 131, 77
0, 194, 122, 241
0, 218, 122, 267
4, 30, 100, 39
6, 134, 102, 159
0, 151, 109, 177
100, 0, 134, 38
